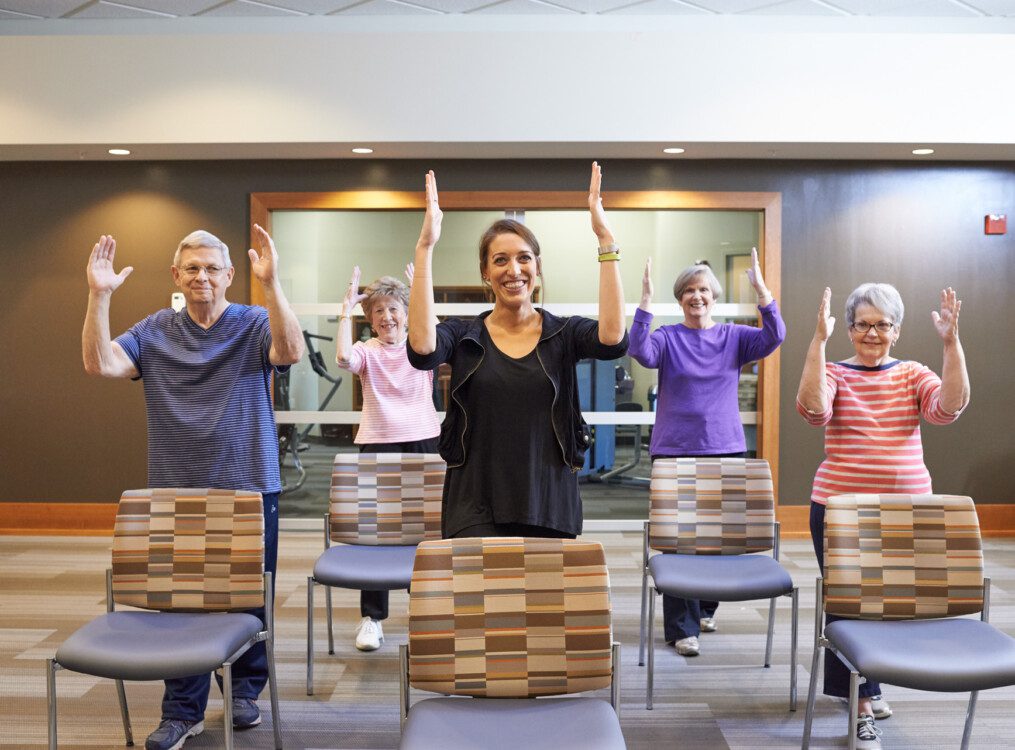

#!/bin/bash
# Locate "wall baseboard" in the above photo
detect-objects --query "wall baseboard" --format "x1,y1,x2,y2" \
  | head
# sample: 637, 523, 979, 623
3, 501, 1015, 537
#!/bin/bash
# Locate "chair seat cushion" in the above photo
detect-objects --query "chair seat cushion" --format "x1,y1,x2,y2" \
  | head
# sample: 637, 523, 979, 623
312, 544, 417, 590
399, 697, 626, 750
648, 553, 792, 601
55, 611, 263, 681
824, 617, 1015, 693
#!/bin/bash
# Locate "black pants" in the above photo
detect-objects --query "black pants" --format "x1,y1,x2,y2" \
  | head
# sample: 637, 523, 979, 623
357, 438, 439, 620
651, 452, 745, 643
810, 501, 881, 699
450, 522, 576, 539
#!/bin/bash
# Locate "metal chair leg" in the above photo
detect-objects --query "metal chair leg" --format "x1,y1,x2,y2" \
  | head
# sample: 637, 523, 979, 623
325, 586, 335, 655
789, 588, 799, 711
638, 566, 649, 666
114, 679, 134, 746
961, 691, 979, 750
266, 634, 283, 749
223, 663, 234, 750
801, 641, 821, 749
46, 659, 58, 750
646, 588, 656, 710
764, 595, 777, 668
307, 576, 315, 696
847, 671, 859, 750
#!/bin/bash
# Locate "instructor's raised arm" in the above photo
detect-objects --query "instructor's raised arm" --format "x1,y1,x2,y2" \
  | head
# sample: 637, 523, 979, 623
408, 170, 442, 356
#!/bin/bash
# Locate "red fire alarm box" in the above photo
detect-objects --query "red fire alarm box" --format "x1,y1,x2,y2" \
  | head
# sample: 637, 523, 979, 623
985, 214, 1007, 235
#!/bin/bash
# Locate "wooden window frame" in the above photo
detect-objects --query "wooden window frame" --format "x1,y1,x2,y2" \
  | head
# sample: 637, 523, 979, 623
250, 189, 783, 499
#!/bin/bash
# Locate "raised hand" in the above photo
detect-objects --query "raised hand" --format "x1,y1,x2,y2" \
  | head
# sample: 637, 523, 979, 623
588, 161, 615, 245
931, 287, 961, 343
405, 262, 414, 286
417, 170, 443, 248
641, 258, 654, 304
248, 224, 280, 286
745, 247, 770, 296
815, 287, 835, 342
343, 266, 369, 316
86, 235, 133, 294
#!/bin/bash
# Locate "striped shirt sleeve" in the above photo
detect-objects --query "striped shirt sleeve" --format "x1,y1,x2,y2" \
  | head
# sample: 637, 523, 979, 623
796, 366, 838, 426
912, 362, 965, 425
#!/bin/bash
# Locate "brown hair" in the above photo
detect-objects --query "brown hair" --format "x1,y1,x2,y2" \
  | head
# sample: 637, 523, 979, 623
478, 219, 543, 303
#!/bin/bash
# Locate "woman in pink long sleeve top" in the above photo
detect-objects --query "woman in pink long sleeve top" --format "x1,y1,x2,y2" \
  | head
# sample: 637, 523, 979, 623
336, 267, 440, 653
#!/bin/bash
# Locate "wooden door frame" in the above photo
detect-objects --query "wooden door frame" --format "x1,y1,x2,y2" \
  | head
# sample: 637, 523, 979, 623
250, 189, 783, 499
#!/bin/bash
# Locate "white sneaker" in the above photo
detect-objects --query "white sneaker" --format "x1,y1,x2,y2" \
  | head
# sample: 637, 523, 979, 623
674, 636, 700, 656
855, 714, 882, 749
699, 616, 717, 633
355, 617, 383, 651
870, 694, 893, 720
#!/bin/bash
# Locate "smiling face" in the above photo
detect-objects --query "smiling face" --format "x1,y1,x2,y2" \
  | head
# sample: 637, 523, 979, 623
848, 302, 900, 366
678, 273, 716, 327
483, 232, 540, 309
171, 245, 234, 308
367, 294, 408, 344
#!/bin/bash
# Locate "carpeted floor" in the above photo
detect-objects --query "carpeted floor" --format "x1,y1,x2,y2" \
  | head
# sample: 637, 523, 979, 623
3, 531, 1014, 749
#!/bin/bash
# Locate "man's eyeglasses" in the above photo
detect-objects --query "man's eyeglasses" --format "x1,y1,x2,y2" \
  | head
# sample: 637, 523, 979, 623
179, 265, 227, 278
851, 321, 895, 334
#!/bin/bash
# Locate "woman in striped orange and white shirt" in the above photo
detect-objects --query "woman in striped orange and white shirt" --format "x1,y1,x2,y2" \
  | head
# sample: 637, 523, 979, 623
796, 282, 969, 749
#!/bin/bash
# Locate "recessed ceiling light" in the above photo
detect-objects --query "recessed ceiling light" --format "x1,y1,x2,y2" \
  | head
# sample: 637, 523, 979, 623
351, 147, 374, 154
108, 148, 131, 156
663, 147, 685, 155
912, 148, 935, 156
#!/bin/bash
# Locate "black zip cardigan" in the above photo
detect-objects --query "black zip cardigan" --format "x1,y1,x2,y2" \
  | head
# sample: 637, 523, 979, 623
407, 309, 629, 470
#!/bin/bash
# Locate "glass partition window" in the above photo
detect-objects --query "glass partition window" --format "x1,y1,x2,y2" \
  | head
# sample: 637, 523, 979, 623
267, 204, 770, 520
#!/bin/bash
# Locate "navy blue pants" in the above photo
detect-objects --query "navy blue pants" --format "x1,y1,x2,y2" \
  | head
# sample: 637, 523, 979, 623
810, 501, 881, 699
161, 492, 279, 722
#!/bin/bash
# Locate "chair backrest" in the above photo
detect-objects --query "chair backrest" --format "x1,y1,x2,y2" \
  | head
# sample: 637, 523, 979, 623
649, 457, 776, 554
407, 537, 613, 698
329, 452, 446, 546
823, 493, 984, 620
111, 488, 265, 612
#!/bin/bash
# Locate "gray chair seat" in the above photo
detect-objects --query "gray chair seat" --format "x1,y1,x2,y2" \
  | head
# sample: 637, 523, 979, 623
649, 552, 792, 601
399, 697, 626, 750
824, 617, 1015, 693
55, 611, 262, 681
313, 544, 416, 590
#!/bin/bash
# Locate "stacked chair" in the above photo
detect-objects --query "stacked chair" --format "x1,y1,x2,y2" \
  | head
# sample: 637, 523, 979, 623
306, 452, 446, 694
639, 457, 799, 710
802, 493, 1015, 750
399, 536, 626, 749
46, 488, 282, 750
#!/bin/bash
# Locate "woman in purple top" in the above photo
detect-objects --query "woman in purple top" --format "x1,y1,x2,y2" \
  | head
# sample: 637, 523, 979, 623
629, 248, 785, 656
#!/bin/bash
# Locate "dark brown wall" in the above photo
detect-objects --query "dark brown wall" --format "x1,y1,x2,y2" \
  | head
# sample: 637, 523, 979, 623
1, 159, 1012, 504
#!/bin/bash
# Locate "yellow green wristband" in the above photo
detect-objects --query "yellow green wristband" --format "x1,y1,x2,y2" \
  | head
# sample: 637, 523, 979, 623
597, 252, 620, 262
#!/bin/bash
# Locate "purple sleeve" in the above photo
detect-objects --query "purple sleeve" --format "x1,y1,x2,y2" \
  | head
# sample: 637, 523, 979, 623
628, 307, 664, 369
736, 300, 786, 366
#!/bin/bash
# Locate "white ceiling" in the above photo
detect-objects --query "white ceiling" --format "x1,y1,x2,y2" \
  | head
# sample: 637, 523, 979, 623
1, 0, 1013, 19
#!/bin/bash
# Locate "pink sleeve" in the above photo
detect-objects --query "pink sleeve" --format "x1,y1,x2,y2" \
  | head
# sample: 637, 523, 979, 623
796, 365, 837, 426
911, 362, 964, 425
337, 340, 366, 375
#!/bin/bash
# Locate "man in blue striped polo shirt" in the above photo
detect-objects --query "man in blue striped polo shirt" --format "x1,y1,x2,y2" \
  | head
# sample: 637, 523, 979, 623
82, 225, 303, 750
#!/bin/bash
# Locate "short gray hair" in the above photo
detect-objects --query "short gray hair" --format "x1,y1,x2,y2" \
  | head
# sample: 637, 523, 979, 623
363, 276, 409, 317
673, 264, 723, 301
845, 282, 905, 327
173, 230, 231, 268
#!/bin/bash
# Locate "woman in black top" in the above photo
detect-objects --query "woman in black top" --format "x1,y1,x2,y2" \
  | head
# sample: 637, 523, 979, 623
407, 164, 628, 538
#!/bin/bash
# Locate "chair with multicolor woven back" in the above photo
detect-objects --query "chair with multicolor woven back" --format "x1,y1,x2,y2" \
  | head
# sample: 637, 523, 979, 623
306, 452, 445, 694
46, 488, 282, 750
398, 536, 625, 750
639, 457, 799, 711
802, 493, 1015, 750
